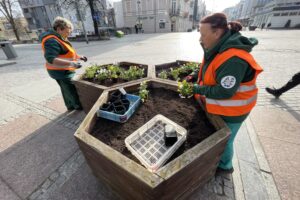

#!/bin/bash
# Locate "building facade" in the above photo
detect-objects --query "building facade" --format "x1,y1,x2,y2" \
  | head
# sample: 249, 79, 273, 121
122, 0, 203, 33
114, 1, 125, 28
19, 0, 115, 35
223, 0, 300, 28
18, 0, 61, 32
252, 0, 300, 28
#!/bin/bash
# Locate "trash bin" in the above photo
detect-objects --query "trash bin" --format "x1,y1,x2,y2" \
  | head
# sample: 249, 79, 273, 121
0, 41, 17, 59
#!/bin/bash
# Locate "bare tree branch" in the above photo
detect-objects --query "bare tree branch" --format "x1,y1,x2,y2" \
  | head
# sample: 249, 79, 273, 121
0, 0, 20, 40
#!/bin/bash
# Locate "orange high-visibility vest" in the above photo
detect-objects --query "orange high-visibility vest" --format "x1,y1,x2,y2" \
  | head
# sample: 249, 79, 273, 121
41, 35, 80, 71
195, 48, 263, 116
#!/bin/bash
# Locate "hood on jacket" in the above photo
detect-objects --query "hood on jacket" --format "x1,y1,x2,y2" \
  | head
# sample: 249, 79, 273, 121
219, 30, 258, 53
204, 30, 258, 60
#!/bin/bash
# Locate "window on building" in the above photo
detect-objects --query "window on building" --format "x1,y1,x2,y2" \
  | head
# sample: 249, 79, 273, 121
273, 13, 280, 16
159, 22, 165, 29
289, 12, 297, 16
281, 12, 289, 16
172, 0, 176, 14
23, 8, 29, 13
147, 0, 153, 11
125, 0, 131, 13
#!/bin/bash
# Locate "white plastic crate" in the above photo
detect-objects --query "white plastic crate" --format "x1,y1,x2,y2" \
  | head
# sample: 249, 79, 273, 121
125, 114, 187, 172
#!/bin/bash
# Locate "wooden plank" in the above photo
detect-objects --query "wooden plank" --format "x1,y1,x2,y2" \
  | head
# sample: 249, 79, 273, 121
73, 80, 106, 113
155, 139, 228, 199
147, 64, 156, 79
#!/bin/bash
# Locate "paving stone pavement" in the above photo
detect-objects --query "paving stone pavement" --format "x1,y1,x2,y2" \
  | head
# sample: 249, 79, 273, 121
2, 30, 299, 199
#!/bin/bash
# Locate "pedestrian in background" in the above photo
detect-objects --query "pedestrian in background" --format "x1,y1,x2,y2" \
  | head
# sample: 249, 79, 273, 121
266, 72, 300, 98
135, 24, 138, 34
186, 13, 263, 174
39, 16, 87, 111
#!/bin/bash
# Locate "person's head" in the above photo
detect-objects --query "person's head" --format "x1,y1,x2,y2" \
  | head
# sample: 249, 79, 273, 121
52, 16, 73, 39
199, 13, 242, 50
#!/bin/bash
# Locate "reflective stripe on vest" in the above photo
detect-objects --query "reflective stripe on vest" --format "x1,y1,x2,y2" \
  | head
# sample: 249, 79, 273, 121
41, 35, 78, 71
236, 85, 257, 92
206, 94, 257, 107
198, 48, 263, 116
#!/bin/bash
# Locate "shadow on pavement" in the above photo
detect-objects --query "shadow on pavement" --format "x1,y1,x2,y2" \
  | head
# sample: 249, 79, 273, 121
270, 98, 300, 122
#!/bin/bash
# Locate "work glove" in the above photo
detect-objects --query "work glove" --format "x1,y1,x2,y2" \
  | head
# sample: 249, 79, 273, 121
70, 62, 82, 69
184, 75, 197, 82
80, 56, 88, 62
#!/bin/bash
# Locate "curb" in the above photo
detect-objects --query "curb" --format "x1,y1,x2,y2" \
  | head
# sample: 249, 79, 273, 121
0, 61, 17, 67
232, 148, 246, 200
246, 117, 281, 200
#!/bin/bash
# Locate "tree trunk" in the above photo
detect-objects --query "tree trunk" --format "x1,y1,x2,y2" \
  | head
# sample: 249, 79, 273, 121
88, 0, 99, 36
10, 20, 20, 41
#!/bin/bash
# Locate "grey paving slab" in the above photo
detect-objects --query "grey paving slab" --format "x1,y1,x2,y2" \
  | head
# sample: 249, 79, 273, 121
0, 122, 78, 199
235, 123, 258, 165
48, 162, 121, 200
239, 160, 268, 200
245, 119, 281, 200
8, 78, 61, 104
0, 97, 25, 122
0, 178, 21, 200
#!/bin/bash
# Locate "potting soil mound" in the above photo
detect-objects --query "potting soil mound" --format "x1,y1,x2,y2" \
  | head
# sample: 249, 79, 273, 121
91, 87, 216, 165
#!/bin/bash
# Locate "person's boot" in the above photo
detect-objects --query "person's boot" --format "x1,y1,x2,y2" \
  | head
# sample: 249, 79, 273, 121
265, 87, 282, 98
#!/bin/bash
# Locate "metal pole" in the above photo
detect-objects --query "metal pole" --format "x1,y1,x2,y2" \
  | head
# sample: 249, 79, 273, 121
75, 1, 89, 44
154, 0, 156, 33
137, 0, 141, 33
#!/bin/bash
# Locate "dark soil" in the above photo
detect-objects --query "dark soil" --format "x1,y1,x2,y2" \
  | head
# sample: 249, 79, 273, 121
91, 87, 216, 165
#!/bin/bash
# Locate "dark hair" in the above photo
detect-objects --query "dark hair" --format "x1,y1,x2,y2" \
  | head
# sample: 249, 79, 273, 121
200, 13, 242, 33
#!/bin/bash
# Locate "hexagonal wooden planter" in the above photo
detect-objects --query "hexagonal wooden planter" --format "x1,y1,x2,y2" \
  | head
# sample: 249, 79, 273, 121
74, 79, 230, 199
72, 61, 153, 113
155, 60, 200, 82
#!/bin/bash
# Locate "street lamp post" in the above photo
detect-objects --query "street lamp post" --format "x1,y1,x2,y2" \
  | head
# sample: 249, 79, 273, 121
137, 0, 141, 33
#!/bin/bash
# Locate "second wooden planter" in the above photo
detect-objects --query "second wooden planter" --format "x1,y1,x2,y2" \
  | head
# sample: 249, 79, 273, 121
73, 61, 153, 113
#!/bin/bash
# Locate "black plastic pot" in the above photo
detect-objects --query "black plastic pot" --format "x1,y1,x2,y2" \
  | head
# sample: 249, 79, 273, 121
109, 91, 125, 103
114, 105, 126, 115
100, 103, 113, 112
112, 100, 123, 108
121, 99, 130, 110
164, 124, 178, 146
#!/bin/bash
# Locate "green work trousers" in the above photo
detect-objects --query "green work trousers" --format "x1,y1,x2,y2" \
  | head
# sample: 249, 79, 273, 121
218, 122, 243, 170
56, 78, 82, 110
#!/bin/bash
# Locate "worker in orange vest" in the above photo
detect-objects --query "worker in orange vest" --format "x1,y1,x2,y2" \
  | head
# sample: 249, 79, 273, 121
39, 17, 87, 111
186, 13, 263, 174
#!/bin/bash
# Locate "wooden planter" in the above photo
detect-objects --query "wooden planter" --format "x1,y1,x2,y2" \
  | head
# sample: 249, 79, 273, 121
74, 79, 230, 199
73, 61, 153, 113
155, 60, 200, 82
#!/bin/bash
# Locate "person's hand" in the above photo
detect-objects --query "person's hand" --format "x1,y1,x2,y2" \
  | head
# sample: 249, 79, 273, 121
184, 75, 194, 82
80, 56, 88, 62
70, 62, 82, 69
